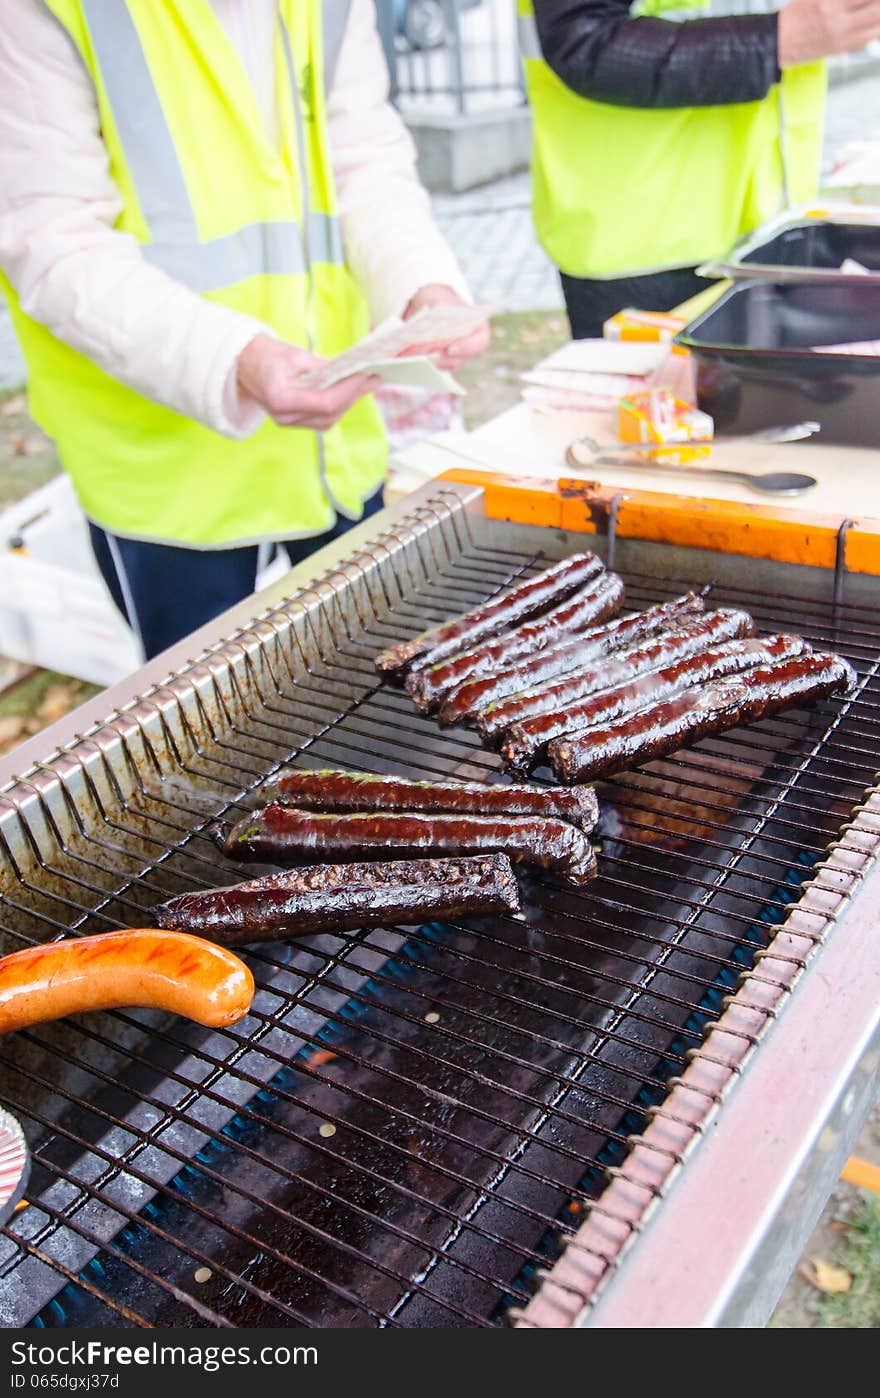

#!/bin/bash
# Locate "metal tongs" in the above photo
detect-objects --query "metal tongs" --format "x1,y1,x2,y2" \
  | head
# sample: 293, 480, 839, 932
565, 421, 821, 496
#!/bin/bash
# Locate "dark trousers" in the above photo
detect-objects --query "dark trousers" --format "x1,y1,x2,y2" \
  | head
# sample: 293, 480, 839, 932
89, 488, 385, 661
559, 266, 706, 340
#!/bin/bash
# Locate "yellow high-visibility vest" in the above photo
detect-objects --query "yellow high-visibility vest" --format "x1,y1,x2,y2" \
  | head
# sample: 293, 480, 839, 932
0, 0, 387, 547
518, 0, 826, 279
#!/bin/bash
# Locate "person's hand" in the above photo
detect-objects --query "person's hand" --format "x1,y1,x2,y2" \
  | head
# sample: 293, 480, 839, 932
401, 284, 491, 372
778, 0, 880, 66
237, 334, 380, 430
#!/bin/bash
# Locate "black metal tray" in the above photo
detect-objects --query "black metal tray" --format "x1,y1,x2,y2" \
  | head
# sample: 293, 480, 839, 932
675, 280, 880, 445
739, 219, 880, 274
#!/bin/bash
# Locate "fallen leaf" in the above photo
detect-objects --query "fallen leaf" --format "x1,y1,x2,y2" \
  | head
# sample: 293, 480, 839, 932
800, 1257, 853, 1294
0, 393, 27, 417
0, 716, 26, 745
37, 683, 75, 723
11, 433, 47, 457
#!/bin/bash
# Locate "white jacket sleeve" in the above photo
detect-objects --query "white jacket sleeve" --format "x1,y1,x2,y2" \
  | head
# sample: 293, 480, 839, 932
328, 0, 471, 323
0, 0, 268, 438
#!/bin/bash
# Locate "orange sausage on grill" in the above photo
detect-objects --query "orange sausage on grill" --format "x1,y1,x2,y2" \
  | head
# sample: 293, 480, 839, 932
0, 930, 255, 1034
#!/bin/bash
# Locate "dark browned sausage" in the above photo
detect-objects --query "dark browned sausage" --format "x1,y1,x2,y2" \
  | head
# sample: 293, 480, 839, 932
263, 768, 599, 832
432, 585, 703, 724
476, 608, 755, 745
437, 572, 627, 725
155, 853, 522, 943
406, 572, 638, 711
500, 634, 808, 770
218, 807, 597, 886
548, 652, 855, 784
374, 552, 603, 681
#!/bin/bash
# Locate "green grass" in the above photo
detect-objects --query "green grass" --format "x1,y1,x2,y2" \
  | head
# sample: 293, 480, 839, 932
457, 309, 568, 428
818, 1198, 880, 1329
0, 669, 99, 730
0, 381, 60, 507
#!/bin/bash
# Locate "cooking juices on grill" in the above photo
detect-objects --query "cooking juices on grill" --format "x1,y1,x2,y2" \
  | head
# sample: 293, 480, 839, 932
474, 607, 755, 742
0, 930, 254, 1034
408, 589, 705, 715
500, 634, 808, 771
375, 551, 603, 680
549, 652, 856, 783
218, 807, 598, 886
261, 768, 598, 832
155, 853, 522, 943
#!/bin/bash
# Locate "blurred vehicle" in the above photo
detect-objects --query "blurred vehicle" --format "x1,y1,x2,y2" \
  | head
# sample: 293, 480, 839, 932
393, 0, 482, 51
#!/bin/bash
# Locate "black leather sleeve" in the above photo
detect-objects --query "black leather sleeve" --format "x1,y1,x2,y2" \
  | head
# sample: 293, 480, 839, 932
532, 1, 781, 109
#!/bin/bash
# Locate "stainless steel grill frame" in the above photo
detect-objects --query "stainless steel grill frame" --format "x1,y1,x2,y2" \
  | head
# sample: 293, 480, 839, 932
1, 477, 879, 1329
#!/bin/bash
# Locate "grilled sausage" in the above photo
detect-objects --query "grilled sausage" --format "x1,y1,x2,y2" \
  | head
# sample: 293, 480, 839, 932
408, 587, 702, 715
0, 930, 254, 1035
155, 853, 522, 943
374, 552, 603, 681
419, 589, 707, 721
405, 571, 636, 713
548, 652, 856, 784
476, 608, 755, 745
437, 572, 628, 726
262, 768, 599, 832
500, 634, 808, 771
218, 807, 598, 886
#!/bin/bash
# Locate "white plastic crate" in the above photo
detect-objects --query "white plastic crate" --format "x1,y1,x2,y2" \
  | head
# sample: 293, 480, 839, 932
0, 476, 140, 685
0, 476, 290, 686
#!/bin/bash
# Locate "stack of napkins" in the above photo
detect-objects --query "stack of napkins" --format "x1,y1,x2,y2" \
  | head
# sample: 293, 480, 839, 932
521, 339, 679, 412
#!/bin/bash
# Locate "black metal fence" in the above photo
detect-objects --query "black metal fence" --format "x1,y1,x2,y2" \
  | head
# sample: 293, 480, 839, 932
375, 0, 525, 116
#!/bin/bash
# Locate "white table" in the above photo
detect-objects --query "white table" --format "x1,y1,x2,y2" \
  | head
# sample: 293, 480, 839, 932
388, 401, 880, 522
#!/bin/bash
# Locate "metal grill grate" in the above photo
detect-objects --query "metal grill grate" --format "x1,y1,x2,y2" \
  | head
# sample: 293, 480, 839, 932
1, 490, 879, 1328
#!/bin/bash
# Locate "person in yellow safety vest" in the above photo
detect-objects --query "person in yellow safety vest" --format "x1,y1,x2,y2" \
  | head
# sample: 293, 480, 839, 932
519, 0, 880, 338
0, 1, 489, 660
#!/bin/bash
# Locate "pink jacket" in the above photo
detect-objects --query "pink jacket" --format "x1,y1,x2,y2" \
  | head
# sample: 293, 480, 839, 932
0, 0, 468, 437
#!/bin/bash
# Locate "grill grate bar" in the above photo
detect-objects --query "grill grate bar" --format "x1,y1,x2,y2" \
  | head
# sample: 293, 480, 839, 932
32, 1008, 635, 1242
14, 1058, 583, 1324
9, 1062, 500, 1328
1, 1222, 157, 1330
19, 1019, 603, 1268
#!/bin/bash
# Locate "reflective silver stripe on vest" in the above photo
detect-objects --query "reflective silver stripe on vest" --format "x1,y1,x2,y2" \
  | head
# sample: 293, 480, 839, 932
517, 11, 541, 60
76, 0, 344, 293
80, 0, 197, 242
143, 214, 343, 293
322, 0, 353, 91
